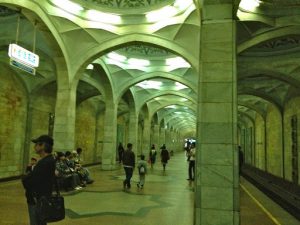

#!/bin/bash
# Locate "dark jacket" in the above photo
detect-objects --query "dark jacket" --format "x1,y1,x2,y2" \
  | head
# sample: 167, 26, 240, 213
161, 149, 170, 163
22, 155, 55, 203
122, 149, 135, 168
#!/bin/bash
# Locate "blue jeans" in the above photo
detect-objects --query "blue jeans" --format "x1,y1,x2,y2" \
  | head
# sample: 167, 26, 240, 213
123, 167, 133, 188
28, 203, 47, 225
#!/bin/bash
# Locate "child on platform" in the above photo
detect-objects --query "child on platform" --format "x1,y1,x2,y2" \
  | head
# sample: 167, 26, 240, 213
137, 155, 147, 189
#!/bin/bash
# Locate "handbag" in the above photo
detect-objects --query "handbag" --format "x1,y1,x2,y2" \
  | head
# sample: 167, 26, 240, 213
36, 179, 65, 222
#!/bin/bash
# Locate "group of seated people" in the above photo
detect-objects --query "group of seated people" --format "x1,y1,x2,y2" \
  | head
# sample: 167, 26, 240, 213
55, 150, 94, 191
26, 149, 94, 192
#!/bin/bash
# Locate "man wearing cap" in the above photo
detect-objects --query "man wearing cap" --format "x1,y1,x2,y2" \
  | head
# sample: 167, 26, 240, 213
22, 135, 56, 225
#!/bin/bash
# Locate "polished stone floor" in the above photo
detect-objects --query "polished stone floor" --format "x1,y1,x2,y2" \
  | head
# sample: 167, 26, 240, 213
0, 153, 299, 225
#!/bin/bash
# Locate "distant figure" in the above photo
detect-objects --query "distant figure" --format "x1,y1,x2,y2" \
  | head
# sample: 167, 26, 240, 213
123, 143, 135, 190
22, 135, 55, 225
118, 142, 125, 164
149, 144, 157, 169
187, 143, 196, 181
137, 155, 147, 189
160, 144, 170, 172
238, 146, 244, 173
76, 147, 83, 163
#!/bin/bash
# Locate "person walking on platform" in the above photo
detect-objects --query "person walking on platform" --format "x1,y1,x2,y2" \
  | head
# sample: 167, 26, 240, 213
160, 144, 170, 172
22, 135, 56, 225
137, 155, 147, 189
149, 144, 157, 169
123, 143, 135, 190
187, 143, 196, 181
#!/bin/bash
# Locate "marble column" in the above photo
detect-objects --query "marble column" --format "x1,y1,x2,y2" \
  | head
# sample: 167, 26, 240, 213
142, 118, 151, 155
153, 124, 160, 148
165, 129, 171, 150
128, 110, 139, 157
53, 87, 76, 152
101, 102, 117, 170
159, 128, 166, 148
196, 3, 239, 225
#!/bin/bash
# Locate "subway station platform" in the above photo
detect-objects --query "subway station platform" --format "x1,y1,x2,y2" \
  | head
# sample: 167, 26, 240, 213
0, 153, 299, 225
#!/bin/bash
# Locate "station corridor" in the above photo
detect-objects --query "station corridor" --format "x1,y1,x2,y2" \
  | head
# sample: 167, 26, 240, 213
0, 153, 299, 225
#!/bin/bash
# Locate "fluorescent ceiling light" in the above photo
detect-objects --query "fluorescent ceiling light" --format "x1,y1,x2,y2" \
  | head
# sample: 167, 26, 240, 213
180, 98, 188, 102
166, 57, 190, 68
165, 105, 177, 109
146, 6, 177, 22
86, 64, 94, 70
107, 52, 126, 62
175, 112, 183, 114
52, 0, 83, 14
174, 0, 192, 10
128, 58, 150, 67
239, 0, 260, 11
175, 82, 188, 90
86, 10, 121, 24
136, 80, 162, 89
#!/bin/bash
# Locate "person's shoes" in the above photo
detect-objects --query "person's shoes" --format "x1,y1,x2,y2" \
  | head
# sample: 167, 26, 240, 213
74, 186, 82, 190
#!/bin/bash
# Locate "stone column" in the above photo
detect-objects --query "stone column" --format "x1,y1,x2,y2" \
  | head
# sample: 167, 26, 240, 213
128, 110, 139, 157
53, 87, 76, 152
153, 124, 160, 148
159, 128, 166, 148
165, 129, 171, 150
142, 118, 151, 155
22, 100, 33, 172
170, 130, 176, 151
196, 3, 239, 225
101, 102, 117, 170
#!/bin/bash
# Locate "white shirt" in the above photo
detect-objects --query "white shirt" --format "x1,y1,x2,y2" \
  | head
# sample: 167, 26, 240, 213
189, 148, 196, 161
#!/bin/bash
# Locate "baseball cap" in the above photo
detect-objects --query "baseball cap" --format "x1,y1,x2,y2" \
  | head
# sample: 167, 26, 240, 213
31, 135, 54, 146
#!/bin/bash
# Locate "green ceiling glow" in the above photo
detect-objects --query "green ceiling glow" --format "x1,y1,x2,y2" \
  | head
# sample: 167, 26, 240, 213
175, 82, 188, 90
86, 64, 94, 69
52, 0, 83, 14
239, 0, 260, 11
146, 6, 177, 22
146, 0, 193, 22
108, 52, 127, 62
136, 80, 162, 89
128, 58, 150, 67
86, 10, 121, 24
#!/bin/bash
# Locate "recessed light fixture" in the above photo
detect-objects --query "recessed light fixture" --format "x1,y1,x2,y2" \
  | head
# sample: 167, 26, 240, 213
86, 64, 94, 70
